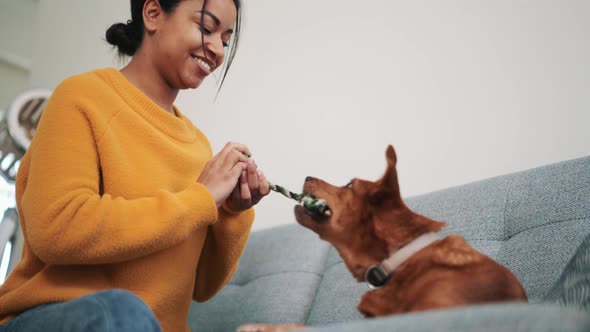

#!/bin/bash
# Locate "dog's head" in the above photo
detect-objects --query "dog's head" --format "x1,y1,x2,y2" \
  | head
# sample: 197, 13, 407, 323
295, 145, 445, 281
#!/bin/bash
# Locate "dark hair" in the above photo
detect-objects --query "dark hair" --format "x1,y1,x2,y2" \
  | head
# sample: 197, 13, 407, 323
106, 0, 242, 92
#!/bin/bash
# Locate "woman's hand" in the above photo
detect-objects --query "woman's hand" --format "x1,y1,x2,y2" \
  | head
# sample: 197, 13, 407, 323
197, 142, 250, 207
225, 157, 271, 212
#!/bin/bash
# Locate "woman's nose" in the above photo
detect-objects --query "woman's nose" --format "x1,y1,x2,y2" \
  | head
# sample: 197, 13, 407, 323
206, 40, 225, 65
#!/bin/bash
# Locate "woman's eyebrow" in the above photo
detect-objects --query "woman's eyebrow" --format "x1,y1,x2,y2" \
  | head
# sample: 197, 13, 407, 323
194, 10, 234, 33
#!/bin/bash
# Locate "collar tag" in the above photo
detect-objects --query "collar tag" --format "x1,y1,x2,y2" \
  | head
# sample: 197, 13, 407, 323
365, 264, 390, 290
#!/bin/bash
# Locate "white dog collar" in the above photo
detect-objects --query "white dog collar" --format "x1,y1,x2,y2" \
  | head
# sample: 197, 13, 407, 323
365, 232, 440, 290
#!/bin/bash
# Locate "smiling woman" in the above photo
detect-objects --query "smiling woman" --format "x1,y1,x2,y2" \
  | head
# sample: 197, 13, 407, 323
106, 0, 241, 94
0, 0, 270, 332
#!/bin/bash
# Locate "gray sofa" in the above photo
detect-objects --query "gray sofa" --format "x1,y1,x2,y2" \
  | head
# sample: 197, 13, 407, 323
188, 156, 590, 332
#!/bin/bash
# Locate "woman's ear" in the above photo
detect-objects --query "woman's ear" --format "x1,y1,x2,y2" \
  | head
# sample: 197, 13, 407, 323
143, 0, 163, 33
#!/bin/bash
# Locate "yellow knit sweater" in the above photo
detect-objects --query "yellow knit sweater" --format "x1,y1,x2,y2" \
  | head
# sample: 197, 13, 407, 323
0, 68, 255, 332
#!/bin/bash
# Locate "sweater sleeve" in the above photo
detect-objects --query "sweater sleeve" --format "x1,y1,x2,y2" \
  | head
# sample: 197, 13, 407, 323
193, 205, 254, 302
19, 81, 219, 265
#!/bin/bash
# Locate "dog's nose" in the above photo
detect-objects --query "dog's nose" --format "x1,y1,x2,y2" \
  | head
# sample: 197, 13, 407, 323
305, 176, 316, 183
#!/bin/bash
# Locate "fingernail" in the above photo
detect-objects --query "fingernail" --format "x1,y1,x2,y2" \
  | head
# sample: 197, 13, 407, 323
241, 171, 247, 182
257, 169, 263, 177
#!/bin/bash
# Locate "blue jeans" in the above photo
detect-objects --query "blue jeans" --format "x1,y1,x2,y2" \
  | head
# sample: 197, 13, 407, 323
0, 289, 161, 332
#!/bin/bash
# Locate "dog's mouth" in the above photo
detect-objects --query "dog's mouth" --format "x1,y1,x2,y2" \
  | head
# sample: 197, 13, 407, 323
295, 201, 331, 223
301, 190, 331, 216
305, 203, 331, 219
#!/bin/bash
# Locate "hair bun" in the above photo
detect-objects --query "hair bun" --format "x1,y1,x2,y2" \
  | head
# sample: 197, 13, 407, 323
105, 20, 141, 56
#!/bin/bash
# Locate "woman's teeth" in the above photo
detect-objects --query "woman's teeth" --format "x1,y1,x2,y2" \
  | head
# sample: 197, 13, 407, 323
195, 57, 211, 71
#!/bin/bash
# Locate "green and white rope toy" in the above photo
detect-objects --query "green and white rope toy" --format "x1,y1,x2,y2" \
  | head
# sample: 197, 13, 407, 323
268, 182, 330, 216
243, 154, 330, 216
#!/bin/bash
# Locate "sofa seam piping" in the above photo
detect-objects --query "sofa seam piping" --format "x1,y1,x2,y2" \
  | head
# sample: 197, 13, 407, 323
303, 245, 332, 325
502, 175, 518, 242
229, 270, 323, 286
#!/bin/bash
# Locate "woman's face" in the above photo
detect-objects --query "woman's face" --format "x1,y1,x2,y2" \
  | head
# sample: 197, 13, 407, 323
152, 0, 237, 90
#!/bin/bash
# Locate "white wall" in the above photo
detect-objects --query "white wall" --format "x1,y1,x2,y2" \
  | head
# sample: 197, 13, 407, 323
28, 0, 590, 231
0, 0, 37, 110
30, 0, 129, 88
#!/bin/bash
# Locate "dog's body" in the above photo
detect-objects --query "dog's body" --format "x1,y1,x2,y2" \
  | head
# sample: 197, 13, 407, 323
238, 146, 527, 332
355, 234, 526, 316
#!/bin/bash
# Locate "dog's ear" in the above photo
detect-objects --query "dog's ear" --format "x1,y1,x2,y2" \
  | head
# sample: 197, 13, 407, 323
369, 145, 402, 207
386, 144, 397, 167
382, 145, 400, 194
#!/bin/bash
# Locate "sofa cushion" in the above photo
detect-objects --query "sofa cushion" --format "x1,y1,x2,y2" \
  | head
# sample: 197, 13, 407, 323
299, 303, 590, 332
543, 232, 590, 309
187, 225, 330, 332
404, 155, 590, 303
304, 247, 364, 325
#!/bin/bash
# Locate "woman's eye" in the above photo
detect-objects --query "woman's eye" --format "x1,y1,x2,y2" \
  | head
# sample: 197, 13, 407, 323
199, 25, 212, 34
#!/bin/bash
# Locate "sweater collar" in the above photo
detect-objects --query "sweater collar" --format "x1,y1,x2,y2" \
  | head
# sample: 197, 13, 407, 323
102, 67, 197, 142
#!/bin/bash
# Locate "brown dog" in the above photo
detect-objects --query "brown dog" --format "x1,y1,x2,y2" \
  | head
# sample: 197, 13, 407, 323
238, 145, 527, 332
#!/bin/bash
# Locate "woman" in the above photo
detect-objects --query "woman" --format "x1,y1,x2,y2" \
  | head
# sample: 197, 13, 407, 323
0, 0, 268, 331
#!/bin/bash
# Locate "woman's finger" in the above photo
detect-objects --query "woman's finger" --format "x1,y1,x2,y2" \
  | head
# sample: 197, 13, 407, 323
247, 159, 259, 192
233, 143, 252, 157
239, 171, 251, 203
222, 146, 249, 166
222, 141, 252, 158
230, 161, 248, 181
257, 169, 270, 196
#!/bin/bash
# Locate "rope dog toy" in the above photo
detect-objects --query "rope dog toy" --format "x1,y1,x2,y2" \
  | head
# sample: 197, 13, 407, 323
243, 154, 330, 216
269, 183, 331, 216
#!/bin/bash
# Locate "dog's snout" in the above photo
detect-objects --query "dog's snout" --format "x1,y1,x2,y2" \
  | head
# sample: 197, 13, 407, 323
305, 176, 316, 183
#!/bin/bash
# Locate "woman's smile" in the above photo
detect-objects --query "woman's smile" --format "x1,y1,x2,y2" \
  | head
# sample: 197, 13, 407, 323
191, 54, 213, 76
